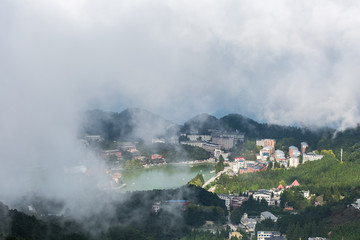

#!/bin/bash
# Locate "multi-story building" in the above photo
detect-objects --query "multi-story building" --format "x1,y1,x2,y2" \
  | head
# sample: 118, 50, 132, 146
259, 145, 274, 161
101, 150, 122, 160
256, 139, 276, 148
275, 150, 286, 161
187, 134, 212, 142
231, 196, 248, 209
180, 141, 203, 148
260, 211, 278, 222
217, 194, 231, 210
257, 231, 284, 240
289, 146, 301, 157
202, 142, 220, 152
241, 213, 257, 232
289, 157, 299, 168
301, 142, 308, 154
303, 152, 323, 163
256, 139, 265, 147
253, 189, 272, 203
211, 130, 244, 150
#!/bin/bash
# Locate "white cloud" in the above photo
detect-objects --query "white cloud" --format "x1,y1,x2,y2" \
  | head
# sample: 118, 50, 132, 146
1, 0, 360, 202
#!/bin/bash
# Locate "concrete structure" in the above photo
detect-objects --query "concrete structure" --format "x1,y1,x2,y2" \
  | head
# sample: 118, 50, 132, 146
289, 157, 299, 168
202, 142, 220, 152
241, 213, 257, 232
211, 130, 244, 150
118, 142, 137, 151
289, 147, 301, 157
180, 141, 203, 148
260, 211, 278, 222
275, 150, 286, 161
168, 136, 179, 144
270, 187, 283, 201
288, 146, 298, 157
260, 146, 273, 161
101, 150, 122, 160
187, 134, 212, 142
239, 162, 266, 174
303, 152, 324, 163
214, 149, 222, 159
253, 189, 271, 203
301, 142, 308, 154
152, 138, 165, 143
351, 198, 360, 210
231, 196, 248, 209
229, 232, 242, 239
232, 162, 240, 174
257, 231, 282, 240
302, 190, 311, 199
256, 139, 265, 147
256, 139, 276, 148
85, 135, 102, 142
217, 194, 231, 210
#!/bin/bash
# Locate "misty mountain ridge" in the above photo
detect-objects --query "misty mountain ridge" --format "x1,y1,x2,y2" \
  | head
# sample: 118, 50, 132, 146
81, 108, 343, 147
81, 108, 180, 141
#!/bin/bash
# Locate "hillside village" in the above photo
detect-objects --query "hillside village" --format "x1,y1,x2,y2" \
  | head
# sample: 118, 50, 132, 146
3, 109, 360, 240
9, 110, 359, 240
79, 127, 335, 240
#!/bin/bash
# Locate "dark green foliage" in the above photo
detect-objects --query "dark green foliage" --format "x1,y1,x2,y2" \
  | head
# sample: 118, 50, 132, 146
188, 174, 205, 187
9, 210, 47, 240
228, 140, 257, 161
0, 185, 227, 240
107, 226, 150, 240
5, 210, 89, 240
255, 218, 275, 232
280, 189, 309, 210
215, 156, 225, 173
181, 114, 221, 134
184, 204, 225, 227
230, 195, 280, 221
182, 230, 228, 240
330, 218, 360, 240
214, 152, 360, 197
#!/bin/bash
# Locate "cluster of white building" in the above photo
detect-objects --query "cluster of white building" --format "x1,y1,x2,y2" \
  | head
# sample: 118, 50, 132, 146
216, 194, 248, 210
256, 140, 324, 169
257, 231, 286, 240
240, 211, 279, 233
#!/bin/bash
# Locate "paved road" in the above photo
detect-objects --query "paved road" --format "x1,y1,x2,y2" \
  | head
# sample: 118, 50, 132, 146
202, 164, 232, 188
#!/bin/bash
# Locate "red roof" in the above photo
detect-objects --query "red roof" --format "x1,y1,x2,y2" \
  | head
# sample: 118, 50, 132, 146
277, 184, 284, 190
291, 179, 300, 186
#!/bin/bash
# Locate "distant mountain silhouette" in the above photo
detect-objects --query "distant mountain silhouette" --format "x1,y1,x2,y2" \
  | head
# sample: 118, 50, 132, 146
81, 108, 335, 147
181, 113, 222, 134
80, 108, 179, 141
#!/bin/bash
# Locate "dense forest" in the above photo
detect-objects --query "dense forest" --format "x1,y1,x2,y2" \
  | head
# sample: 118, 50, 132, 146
0, 186, 227, 240
212, 135, 360, 239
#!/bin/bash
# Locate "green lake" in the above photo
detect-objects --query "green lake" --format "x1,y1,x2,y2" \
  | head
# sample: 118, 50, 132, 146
120, 164, 215, 192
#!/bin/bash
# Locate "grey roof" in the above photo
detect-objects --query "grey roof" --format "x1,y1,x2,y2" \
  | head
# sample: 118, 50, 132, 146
261, 211, 278, 221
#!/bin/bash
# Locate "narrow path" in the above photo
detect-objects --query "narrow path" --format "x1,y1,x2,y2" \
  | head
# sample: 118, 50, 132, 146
202, 164, 232, 188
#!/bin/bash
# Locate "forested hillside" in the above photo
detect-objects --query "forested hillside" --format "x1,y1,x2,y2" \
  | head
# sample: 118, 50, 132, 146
0, 186, 227, 240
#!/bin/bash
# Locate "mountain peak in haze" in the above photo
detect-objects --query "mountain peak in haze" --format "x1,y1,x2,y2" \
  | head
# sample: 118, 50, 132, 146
81, 108, 178, 141
181, 113, 221, 134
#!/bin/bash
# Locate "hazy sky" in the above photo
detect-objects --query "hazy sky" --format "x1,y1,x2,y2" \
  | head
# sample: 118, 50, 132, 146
2, 0, 360, 129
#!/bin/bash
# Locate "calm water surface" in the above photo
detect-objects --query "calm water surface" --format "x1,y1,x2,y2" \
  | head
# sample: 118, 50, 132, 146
120, 164, 215, 192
